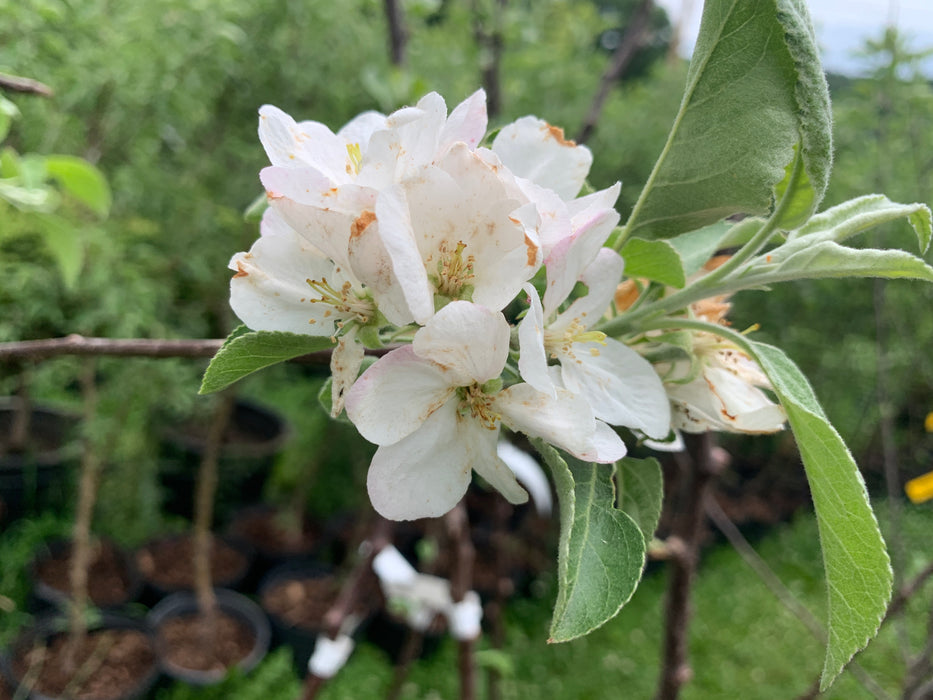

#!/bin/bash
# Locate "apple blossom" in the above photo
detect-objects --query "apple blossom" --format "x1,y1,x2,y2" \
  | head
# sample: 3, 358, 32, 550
344, 301, 625, 520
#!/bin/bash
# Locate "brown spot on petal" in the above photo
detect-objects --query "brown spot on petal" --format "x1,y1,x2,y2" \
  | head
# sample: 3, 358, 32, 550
544, 123, 576, 147
233, 261, 249, 278
266, 190, 284, 201
350, 210, 377, 240
525, 234, 539, 267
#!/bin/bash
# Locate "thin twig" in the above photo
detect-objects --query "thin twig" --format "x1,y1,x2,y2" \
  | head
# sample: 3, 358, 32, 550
447, 501, 477, 700
577, 0, 655, 144
705, 497, 891, 700
0, 72, 53, 96
0, 334, 393, 364
655, 432, 724, 700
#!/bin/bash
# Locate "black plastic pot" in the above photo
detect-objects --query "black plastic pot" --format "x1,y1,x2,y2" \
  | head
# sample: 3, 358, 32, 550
0, 612, 160, 700
134, 533, 254, 607
158, 400, 290, 523
147, 589, 271, 685
0, 398, 79, 524
257, 561, 341, 673
28, 538, 143, 613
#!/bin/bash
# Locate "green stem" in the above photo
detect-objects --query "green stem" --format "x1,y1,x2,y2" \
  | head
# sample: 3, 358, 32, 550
600, 152, 804, 338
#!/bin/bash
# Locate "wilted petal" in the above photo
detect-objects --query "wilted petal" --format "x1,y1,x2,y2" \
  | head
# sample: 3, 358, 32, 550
560, 338, 672, 439
367, 401, 471, 520
412, 302, 510, 385
330, 326, 366, 417
492, 116, 592, 200
345, 346, 456, 445
669, 366, 786, 434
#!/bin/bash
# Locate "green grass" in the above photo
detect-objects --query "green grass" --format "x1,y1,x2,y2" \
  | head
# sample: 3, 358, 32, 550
2, 502, 932, 698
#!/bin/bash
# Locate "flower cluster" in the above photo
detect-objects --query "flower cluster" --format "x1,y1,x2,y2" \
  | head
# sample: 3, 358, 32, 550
229, 90, 783, 520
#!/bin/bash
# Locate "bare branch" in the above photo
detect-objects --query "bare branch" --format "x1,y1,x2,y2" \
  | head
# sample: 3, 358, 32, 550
0, 72, 53, 97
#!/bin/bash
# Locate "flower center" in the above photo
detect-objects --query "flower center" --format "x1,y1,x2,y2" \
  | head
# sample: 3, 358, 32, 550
433, 241, 475, 300
306, 276, 375, 324
545, 319, 607, 359
457, 382, 500, 430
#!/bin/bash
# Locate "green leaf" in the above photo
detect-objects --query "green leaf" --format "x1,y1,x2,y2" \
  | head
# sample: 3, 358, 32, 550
534, 441, 646, 643
772, 145, 816, 231
0, 95, 19, 142
622, 0, 831, 242
619, 238, 685, 287
243, 190, 268, 222
748, 241, 933, 283
748, 341, 891, 690
35, 214, 88, 288
666, 221, 732, 278
44, 154, 112, 217
200, 328, 335, 394
616, 457, 663, 546
791, 194, 932, 254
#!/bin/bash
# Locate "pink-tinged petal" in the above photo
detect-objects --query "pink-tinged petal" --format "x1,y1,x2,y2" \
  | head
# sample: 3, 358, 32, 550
412, 302, 510, 385
345, 345, 457, 445
260, 165, 340, 207
560, 338, 671, 438
575, 421, 628, 463
367, 401, 471, 520
566, 182, 621, 222
229, 231, 341, 336
513, 177, 572, 255
492, 116, 592, 200
329, 326, 365, 417
374, 184, 434, 323
552, 248, 624, 332
495, 383, 599, 459
439, 89, 487, 151
258, 106, 351, 182
259, 207, 296, 238
338, 110, 387, 150
543, 219, 620, 316
467, 422, 528, 505
516, 284, 556, 397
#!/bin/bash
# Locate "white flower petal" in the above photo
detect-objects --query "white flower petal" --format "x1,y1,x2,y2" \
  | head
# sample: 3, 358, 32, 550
669, 366, 786, 434
575, 421, 628, 463
373, 186, 435, 323
496, 384, 599, 460
552, 247, 625, 331
258, 106, 350, 182
338, 110, 387, 151
229, 231, 341, 336
439, 89, 488, 151
560, 338, 672, 438
516, 284, 556, 397
366, 401, 471, 520
345, 346, 456, 445
463, 422, 528, 506
496, 441, 551, 516
413, 302, 510, 385
492, 116, 592, 200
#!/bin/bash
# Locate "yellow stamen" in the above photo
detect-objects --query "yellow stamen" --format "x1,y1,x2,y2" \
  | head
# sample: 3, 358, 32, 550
346, 143, 363, 175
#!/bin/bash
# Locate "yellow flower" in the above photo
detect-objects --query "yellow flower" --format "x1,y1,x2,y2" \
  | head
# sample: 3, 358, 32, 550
906, 471, 933, 504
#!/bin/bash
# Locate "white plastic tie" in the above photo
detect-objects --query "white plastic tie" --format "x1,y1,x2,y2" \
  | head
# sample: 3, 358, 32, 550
308, 633, 355, 678
372, 545, 418, 586
447, 591, 483, 641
